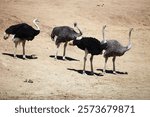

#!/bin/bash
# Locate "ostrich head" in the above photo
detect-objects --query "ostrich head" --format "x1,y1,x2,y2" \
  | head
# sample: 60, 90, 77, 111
74, 22, 77, 27
3, 32, 10, 40
127, 28, 133, 50
73, 22, 83, 38
33, 18, 40, 30
33, 18, 40, 23
103, 25, 106, 30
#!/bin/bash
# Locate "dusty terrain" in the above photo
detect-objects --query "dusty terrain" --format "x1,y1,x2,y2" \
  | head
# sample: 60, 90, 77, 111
0, 0, 150, 99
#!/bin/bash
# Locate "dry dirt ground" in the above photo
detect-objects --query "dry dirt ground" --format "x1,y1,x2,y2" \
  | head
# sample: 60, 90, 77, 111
0, 0, 150, 99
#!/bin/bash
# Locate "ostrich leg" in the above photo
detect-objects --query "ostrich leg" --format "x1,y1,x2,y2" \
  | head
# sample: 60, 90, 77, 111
55, 44, 60, 60
103, 57, 108, 74
112, 56, 116, 74
14, 41, 18, 59
22, 40, 27, 59
90, 55, 94, 75
63, 42, 68, 60
83, 49, 88, 74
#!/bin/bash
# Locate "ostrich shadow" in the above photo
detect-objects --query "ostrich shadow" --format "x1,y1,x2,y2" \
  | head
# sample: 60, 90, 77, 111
49, 55, 79, 61
67, 68, 103, 76
97, 69, 128, 75
2, 53, 38, 60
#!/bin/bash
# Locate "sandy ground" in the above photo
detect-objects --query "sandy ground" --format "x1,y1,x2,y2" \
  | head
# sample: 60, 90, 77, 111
0, 0, 150, 99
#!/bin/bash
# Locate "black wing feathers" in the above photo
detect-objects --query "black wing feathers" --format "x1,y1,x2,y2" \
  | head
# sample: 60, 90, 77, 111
5, 23, 40, 41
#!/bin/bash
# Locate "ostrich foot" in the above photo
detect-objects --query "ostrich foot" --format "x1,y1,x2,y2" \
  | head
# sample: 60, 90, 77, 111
23, 55, 27, 60
113, 71, 116, 74
82, 71, 87, 75
54, 56, 57, 60
62, 56, 66, 60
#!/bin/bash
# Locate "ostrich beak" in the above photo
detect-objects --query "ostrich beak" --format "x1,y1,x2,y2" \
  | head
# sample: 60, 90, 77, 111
103, 25, 106, 29
33, 18, 40, 23
35, 19, 40, 23
36, 19, 40, 23
130, 28, 133, 32
74, 22, 77, 27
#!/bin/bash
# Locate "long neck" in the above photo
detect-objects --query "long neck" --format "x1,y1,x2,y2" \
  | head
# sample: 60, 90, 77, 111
74, 26, 82, 37
33, 21, 40, 30
126, 42, 131, 51
102, 28, 105, 40
126, 28, 133, 51
102, 25, 106, 43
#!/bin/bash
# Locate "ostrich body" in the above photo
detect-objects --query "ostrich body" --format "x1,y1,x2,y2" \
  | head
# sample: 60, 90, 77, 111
70, 37, 107, 75
51, 23, 82, 60
3, 19, 40, 59
103, 28, 133, 74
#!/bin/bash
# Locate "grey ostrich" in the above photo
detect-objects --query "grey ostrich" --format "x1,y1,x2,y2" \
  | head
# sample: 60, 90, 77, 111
102, 27, 133, 74
51, 23, 82, 60
3, 19, 40, 59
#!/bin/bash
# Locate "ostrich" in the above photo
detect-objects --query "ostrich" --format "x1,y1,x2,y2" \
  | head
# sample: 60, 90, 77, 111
3, 18, 40, 59
102, 27, 133, 74
69, 36, 107, 75
51, 23, 82, 60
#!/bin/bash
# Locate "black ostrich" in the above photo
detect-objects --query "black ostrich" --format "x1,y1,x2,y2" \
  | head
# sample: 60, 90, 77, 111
69, 37, 107, 75
3, 19, 40, 59
51, 23, 82, 60
102, 27, 133, 74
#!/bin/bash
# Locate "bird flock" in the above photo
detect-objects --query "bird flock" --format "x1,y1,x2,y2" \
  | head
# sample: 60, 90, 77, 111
3, 19, 133, 75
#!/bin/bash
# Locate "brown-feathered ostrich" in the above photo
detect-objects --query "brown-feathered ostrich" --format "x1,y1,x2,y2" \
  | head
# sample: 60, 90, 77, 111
51, 23, 82, 60
3, 19, 40, 59
102, 27, 133, 74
